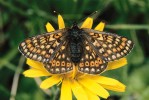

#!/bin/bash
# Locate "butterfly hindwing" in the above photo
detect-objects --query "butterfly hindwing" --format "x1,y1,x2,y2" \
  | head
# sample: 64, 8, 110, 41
78, 40, 108, 74
45, 41, 73, 74
18, 29, 67, 63
83, 28, 134, 62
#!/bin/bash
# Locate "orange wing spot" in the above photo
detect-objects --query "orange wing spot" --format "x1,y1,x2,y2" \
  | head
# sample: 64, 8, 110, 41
90, 61, 95, 67
108, 44, 112, 48
103, 44, 107, 48
56, 61, 60, 66
61, 61, 65, 66
41, 40, 46, 44
40, 45, 45, 49
54, 33, 62, 39
93, 33, 98, 38
24, 49, 28, 53
92, 53, 95, 58
34, 43, 38, 46
62, 54, 65, 58
95, 61, 99, 67
85, 61, 89, 66
122, 37, 127, 41
36, 49, 41, 53
121, 42, 126, 46
108, 36, 113, 39
66, 63, 71, 67
58, 55, 61, 59
32, 48, 37, 52
99, 48, 104, 53
25, 39, 31, 43
90, 56, 93, 59
119, 45, 123, 49
49, 35, 55, 41
103, 53, 108, 57
86, 46, 90, 50
49, 49, 54, 54
61, 46, 65, 50
89, 32, 94, 35
45, 54, 50, 58
97, 57, 102, 64
32, 54, 37, 59
41, 50, 46, 55
117, 47, 121, 51
56, 33, 62, 36
115, 41, 119, 45
29, 47, 34, 51
97, 34, 103, 40
27, 44, 32, 48
95, 42, 100, 47
116, 38, 120, 42
112, 48, 117, 52
107, 50, 112, 54
85, 54, 89, 59
52, 43, 57, 48
33, 39, 37, 43
40, 37, 45, 39
107, 39, 112, 43
79, 63, 84, 67
46, 45, 50, 49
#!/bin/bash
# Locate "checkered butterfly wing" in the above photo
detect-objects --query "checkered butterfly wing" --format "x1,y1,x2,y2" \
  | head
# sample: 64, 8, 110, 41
78, 40, 108, 74
19, 29, 73, 74
45, 41, 73, 74
83, 28, 134, 62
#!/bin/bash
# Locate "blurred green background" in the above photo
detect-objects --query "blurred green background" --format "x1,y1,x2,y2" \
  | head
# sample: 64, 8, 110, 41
0, 0, 149, 100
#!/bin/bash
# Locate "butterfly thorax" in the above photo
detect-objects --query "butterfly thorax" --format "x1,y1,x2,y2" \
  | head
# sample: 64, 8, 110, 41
67, 25, 84, 64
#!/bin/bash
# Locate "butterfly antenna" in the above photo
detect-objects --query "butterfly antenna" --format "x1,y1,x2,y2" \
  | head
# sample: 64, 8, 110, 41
78, 11, 98, 24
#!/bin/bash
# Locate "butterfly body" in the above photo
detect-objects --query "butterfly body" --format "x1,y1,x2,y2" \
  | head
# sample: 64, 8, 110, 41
19, 23, 134, 74
67, 25, 84, 63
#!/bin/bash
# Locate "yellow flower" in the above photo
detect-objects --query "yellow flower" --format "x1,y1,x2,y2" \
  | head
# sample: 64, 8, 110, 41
23, 14, 127, 100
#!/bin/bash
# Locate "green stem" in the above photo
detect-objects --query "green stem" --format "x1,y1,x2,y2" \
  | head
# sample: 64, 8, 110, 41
10, 56, 25, 100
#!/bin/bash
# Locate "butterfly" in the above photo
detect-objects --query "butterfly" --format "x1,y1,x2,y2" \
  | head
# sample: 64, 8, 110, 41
18, 22, 134, 74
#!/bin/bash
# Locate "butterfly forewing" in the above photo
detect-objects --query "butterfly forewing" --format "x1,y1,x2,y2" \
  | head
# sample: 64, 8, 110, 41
18, 29, 67, 63
83, 28, 134, 62
78, 40, 108, 74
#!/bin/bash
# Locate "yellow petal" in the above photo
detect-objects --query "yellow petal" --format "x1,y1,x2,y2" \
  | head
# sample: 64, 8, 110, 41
85, 75, 126, 92
70, 80, 87, 100
101, 83, 126, 92
78, 77, 109, 99
84, 88, 100, 100
94, 21, 105, 31
81, 17, 93, 28
45, 22, 55, 32
40, 75, 62, 89
26, 59, 44, 70
23, 69, 50, 77
60, 78, 72, 100
58, 14, 65, 29
107, 58, 127, 70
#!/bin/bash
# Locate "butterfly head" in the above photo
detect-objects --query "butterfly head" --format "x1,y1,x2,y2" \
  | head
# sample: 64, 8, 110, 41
67, 22, 83, 42
72, 21, 79, 29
